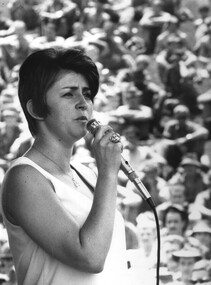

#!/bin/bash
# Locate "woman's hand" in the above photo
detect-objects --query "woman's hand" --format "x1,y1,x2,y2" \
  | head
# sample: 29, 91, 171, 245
91, 125, 122, 175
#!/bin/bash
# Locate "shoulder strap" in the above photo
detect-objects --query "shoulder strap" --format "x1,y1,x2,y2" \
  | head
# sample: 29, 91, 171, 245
70, 162, 96, 193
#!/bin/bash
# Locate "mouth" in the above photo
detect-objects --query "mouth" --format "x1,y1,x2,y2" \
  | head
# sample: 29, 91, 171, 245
76, 116, 88, 123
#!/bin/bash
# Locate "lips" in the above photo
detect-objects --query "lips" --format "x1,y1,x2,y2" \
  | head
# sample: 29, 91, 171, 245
76, 116, 88, 121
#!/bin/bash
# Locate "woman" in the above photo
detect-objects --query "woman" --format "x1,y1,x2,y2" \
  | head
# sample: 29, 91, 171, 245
1, 48, 128, 284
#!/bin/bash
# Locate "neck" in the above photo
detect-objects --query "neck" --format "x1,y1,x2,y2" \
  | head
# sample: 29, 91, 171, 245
32, 142, 73, 174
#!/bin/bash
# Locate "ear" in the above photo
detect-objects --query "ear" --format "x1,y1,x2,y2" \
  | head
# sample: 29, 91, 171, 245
26, 99, 44, 120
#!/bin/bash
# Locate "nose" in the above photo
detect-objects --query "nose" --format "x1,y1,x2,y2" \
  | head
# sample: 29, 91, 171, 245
75, 93, 88, 111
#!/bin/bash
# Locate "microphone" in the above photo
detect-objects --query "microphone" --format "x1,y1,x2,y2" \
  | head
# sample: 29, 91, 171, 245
87, 119, 155, 208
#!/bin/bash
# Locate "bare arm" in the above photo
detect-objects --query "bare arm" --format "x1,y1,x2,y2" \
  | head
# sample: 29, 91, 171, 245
2, 126, 122, 273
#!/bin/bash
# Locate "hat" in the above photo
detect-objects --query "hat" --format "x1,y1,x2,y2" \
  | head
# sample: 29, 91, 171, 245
172, 248, 202, 259
180, 157, 202, 168
1, 109, 19, 118
191, 222, 211, 235
165, 203, 187, 214
173, 104, 190, 117
162, 234, 185, 246
193, 259, 210, 272
197, 90, 211, 103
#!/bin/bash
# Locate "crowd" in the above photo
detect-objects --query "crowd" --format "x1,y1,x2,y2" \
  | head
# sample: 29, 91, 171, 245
0, 0, 211, 284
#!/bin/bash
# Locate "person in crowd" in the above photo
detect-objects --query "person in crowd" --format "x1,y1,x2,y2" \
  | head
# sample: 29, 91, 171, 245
160, 104, 209, 169
139, 0, 172, 54
172, 247, 202, 285
81, 0, 117, 34
0, 49, 11, 93
169, 155, 206, 204
189, 220, 211, 260
156, 35, 201, 116
190, 259, 211, 285
161, 204, 189, 237
121, 123, 166, 171
126, 159, 169, 214
111, 84, 153, 141
0, 47, 129, 284
29, 21, 65, 51
156, 181, 187, 222
8, 0, 41, 32
160, 234, 185, 274
193, 168, 211, 220
127, 212, 157, 284
0, 20, 33, 69
0, 108, 22, 160
38, 0, 80, 38
92, 17, 135, 74
194, 1, 211, 43
116, 53, 166, 135
64, 22, 94, 50
0, 4, 15, 38
155, 15, 189, 54
194, 18, 211, 69
197, 62, 211, 137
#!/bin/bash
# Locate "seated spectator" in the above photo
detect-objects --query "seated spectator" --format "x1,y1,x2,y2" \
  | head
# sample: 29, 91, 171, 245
156, 35, 201, 116
156, 181, 187, 222
172, 247, 202, 284
195, 18, 211, 69
161, 204, 189, 237
111, 85, 153, 141
117, 54, 167, 135
8, 0, 41, 32
0, 48, 11, 92
126, 159, 169, 214
169, 155, 206, 204
139, 0, 172, 54
124, 31, 147, 56
160, 234, 185, 274
193, 168, 211, 220
0, 20, 33, 69
64, 21, 94, 50
0, 5, 14, 37
194, 1, 211, 43
160, 104, 209, 169
0, 107, 22, 159
38, 0, 80, 38
197, 66, 211, 138
189, 220, 211, 260
190, 259, 211, 284
92, 17, 135, 73
29, 21, 65, 51
121, 123, 166, 168
82, 0, 116, 34
155, 15, 189, 54
127, 212, 157, 280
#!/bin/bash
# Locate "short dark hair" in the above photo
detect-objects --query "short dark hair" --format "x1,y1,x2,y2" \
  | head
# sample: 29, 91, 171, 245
18, 48, 99, 136
163, 205, 189, 229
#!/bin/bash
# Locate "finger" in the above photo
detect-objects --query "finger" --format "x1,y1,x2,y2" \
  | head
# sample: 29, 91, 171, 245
93, 125, 113, 142
109, 132, 121, 143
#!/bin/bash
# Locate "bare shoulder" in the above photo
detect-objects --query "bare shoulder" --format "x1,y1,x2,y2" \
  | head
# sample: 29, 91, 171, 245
2, 163, 54, 224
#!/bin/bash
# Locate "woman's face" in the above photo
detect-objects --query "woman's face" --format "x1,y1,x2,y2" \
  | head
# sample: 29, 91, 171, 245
165, 211, 185, 236
179, 257, 195, 280
138, 226, 155, 246
43, 71, 93, 145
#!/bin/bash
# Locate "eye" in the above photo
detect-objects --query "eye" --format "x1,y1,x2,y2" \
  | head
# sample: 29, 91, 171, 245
83, 90, 93, 101
62, 92, 73, 98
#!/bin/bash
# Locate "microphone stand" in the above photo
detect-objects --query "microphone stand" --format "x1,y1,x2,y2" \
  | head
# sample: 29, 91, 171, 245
120, 157, 161, 285
87, 119, 161, 285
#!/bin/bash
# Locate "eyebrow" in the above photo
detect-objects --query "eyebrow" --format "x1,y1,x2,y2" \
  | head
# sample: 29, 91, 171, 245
62, 86, 90, 90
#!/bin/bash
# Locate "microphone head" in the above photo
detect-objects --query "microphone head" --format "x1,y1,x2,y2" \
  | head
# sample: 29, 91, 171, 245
86, 119, 101, 135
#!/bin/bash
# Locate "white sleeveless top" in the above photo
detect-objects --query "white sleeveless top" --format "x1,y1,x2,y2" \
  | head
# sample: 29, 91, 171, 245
1, 157, 129, 285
